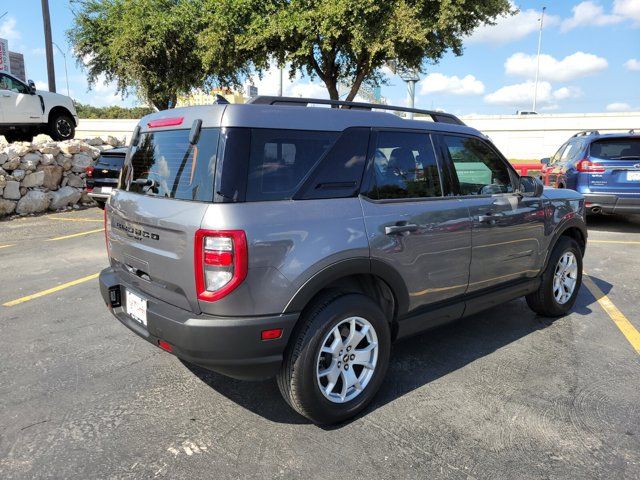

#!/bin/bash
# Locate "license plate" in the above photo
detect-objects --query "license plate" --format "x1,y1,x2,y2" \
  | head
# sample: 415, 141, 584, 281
101, 186, 113, 194
627, 171, 640, 181
126, 289, 147, 326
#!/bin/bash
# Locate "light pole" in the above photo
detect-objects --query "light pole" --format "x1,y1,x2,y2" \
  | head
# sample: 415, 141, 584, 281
399, 68, 420, 119
532, 6, 546, 112
52, 42, 69, 97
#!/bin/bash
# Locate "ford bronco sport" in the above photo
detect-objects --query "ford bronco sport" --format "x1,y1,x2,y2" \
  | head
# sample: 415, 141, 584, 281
99, 97, 587, 425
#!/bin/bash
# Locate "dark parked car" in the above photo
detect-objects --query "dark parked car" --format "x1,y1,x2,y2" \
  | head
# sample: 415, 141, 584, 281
100, 97, 587, 424
86, 147, 127, 209
541, 130, 640, 215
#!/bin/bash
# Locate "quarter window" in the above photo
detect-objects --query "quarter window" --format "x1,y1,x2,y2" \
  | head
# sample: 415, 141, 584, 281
442, 135, 514, 196
369, 131, 442, 200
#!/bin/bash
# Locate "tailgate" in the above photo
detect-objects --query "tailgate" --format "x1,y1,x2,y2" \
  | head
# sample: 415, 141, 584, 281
108, 191, 208, 313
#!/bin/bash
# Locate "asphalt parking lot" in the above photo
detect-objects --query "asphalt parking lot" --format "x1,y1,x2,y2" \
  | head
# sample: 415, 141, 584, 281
1, 208, 639, 479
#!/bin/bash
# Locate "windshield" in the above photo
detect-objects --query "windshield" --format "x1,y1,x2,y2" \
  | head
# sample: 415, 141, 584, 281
125, 128, 220, 202
590, 138, 640, 160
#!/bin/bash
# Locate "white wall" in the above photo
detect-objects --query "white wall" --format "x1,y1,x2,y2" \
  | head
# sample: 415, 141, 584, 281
459, 112, 640, 160
77, 112, 640, 161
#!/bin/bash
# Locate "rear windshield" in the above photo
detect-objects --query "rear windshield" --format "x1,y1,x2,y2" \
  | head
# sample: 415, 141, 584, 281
590, 138, 640, 160
96, 154, 125, 169
125, 128, 220, 202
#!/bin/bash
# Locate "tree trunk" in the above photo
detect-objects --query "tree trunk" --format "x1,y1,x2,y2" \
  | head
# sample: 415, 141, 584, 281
345, 69, 367, 102
323, 77, 340, 101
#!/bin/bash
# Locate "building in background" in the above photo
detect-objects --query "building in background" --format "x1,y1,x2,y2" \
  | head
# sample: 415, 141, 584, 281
177, 87, 247, 107
9, 52, 25, 81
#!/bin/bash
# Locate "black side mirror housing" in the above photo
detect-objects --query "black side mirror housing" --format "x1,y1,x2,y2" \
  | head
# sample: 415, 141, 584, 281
28, 80, 36, 94
519, 175, 544, 197
540, 157, 550, 165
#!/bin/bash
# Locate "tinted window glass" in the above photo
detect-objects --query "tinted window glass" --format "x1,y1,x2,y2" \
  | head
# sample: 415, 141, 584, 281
590, 138, 640, 159
559, 139, 584, 162
443, 135, 514, 195
126, 128, 219, 202
0, 74, 29, 94
298, 127, 369, 199
96, 154, 125, 169
369, 131, 442, 200
246, 129, 337, 201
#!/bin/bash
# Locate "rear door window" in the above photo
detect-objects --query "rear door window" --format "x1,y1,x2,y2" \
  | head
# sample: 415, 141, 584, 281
590, 138, 640, 160
96, 154, 125, 169
126, 128, 219, 202
245, 129, 337, 201
367, 131, 442, 200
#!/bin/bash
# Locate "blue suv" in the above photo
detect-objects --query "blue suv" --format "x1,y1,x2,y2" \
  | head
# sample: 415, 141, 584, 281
542, 130, 640, 215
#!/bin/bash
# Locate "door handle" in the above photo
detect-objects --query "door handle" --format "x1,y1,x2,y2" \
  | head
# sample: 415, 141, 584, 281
385, 223, 419, 235
478, 212, 504, 224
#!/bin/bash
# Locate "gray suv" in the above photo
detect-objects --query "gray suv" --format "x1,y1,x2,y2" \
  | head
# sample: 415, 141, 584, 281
99, 97, 587, 424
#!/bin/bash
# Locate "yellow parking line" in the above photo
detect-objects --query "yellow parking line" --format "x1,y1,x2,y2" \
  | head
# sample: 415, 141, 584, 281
583, 275, 640, 355
0, 244, 15, 250
2, 273, 100, 307
49, 216, 104, 223
47, 228, 104, 241
589, 240, 640, 245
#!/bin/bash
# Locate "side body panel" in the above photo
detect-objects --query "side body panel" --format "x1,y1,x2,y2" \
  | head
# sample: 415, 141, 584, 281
199, 198, 370, 317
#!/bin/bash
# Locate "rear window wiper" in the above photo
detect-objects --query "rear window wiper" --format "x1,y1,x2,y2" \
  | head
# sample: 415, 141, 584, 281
612, 156, 640, 160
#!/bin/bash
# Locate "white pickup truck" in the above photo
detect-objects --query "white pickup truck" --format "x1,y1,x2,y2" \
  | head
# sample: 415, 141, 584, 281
0, 71, 78, 143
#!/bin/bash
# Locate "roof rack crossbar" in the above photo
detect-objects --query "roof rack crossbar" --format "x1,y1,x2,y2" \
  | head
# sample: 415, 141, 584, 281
572, 130, 600, 137
246, 96, 465, 126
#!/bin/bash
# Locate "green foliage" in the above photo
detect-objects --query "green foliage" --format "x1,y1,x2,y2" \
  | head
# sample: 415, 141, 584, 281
197, 0, 513, 100
68, 0, 205, 110
73, 101, 154, 119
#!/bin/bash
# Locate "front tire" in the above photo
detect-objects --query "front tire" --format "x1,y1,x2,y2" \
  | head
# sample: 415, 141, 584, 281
526, 236, 582, 316
48, 112, 75, 141
277, 292, 391, 425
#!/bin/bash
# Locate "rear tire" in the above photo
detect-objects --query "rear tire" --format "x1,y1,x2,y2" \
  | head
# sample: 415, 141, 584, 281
526, 236, 582, 317
277, 292, 391, 425
3, 132, 32, 143
48, 112, 75, 141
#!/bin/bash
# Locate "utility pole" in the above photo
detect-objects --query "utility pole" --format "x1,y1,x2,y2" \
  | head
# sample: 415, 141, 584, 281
532, 6, 546, 112
400, 68, 420, 120
41, 0, 56, 93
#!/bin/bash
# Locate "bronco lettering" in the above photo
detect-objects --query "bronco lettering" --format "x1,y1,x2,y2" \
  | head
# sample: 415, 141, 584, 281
114, 222, 159, 241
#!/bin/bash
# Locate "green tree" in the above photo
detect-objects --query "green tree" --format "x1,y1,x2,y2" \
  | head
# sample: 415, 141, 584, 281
68, 0, 205, 110
197, 0, 513, 101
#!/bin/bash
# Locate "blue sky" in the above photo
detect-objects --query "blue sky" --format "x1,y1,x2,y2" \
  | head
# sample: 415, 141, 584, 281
1, 0, 639, 114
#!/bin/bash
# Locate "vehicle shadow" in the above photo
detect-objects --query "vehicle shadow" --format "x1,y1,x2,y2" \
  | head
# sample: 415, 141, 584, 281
587, 213, 640, 233
183, 276, 613, 428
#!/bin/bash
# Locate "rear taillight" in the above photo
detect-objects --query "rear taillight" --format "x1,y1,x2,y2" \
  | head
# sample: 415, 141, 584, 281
194, 229, 248, 302
85, 165, 94, 177
576, 159, 605, 173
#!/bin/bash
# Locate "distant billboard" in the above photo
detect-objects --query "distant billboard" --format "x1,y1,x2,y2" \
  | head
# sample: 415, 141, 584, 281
0, 38, 9, 74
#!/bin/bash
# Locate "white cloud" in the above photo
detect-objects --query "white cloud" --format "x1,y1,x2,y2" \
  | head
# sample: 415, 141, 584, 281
484, 81, 580, 107
419, 73, 485, 96
505, 51, 608, 82
0, 17, 21, 41
552, 86, 582, 100
35, 81, 48, 91
624, 58, 640, 71
561, 1, 623, 31
466, 6, 560, 45
614, 0, 640, 24
606, 102, 632, 111
85, 75, 122, 106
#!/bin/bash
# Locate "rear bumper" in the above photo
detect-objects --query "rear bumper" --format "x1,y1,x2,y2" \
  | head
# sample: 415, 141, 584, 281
99, 267, 298, 380
584, 194, 640, 214
88, 186, 116, 201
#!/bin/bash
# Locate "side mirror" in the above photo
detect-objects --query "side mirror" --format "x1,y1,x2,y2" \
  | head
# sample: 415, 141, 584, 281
540, 157, 550, 165
28, 80, 36, 94
519, 175, 544, 197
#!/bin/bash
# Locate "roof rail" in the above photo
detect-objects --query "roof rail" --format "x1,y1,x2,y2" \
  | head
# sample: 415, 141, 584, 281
246, 96, 466, 126
572, 130, 600, 137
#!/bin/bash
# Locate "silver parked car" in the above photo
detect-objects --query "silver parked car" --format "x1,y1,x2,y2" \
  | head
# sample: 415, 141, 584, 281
99, 97, 587, 424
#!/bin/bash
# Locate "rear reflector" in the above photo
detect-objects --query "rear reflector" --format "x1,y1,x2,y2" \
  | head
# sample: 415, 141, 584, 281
147, 117, 184, 128
261, 328, 283, 341
85, 165, 94, 177
158, 340, 173, 353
